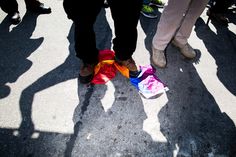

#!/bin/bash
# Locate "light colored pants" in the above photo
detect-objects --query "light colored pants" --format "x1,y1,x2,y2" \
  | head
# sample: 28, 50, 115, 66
152, 0, 209, 50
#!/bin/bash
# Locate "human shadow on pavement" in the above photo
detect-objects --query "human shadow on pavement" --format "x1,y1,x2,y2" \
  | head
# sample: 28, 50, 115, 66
65, 75, 174, 156
15, 8, 113, 156
0, 12, 72, 157
0, 12, 43, 99
18, 22, 79, 137
14, 23, 79, 157
195, 17, 236, 96
157, 46, 236, 156
140, 13, 236, 156
63, 8, 111, 156
0, 20, 79, 157
64, 9, 174, 157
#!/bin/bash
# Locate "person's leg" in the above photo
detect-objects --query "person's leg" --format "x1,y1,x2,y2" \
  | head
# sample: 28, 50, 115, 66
108, 0, 142, 60
108, 0, 142, 77
73, 1, 103, 83
152, 0, 192, 51
74, 2, 104, 64
171, 0, 208, 59
151, 0, 192, 67
174, 0, 208, 45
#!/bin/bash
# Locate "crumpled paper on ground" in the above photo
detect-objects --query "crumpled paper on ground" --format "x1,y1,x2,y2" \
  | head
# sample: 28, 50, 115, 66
130, 65, 169, 98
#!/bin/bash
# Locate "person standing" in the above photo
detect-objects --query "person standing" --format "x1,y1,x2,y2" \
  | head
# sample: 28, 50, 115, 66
151, 0, 208, 68
0, 0, 51, 25
63, 0, 142, 84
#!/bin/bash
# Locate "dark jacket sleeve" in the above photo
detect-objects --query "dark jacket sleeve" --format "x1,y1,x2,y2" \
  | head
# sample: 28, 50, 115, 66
63, 0, 77, 20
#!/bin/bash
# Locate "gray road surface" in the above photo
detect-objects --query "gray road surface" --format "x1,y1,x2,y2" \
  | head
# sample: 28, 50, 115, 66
0, 0, 236, 156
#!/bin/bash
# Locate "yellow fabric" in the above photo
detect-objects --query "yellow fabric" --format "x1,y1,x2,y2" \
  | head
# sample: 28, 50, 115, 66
94, 59, 129, 78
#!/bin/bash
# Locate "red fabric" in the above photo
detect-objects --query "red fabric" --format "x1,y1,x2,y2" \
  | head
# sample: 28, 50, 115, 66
91, 50, 117, 84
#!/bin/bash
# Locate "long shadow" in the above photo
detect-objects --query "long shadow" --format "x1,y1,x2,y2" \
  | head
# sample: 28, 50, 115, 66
64, 83, 94, 157
0, 14, 84, 157
18, 22, 79, 139
18, 2, 113, 142
0, 12, 73, 157
155, 24, 236, 156
64, 8, 113, 156
65, 75, 174, 156
0, 11, 43, 99
7, 6, 236, 157
15, 24, 79, 156
158, 49, 236, 155
140, 11, 236, 155
64, 8, 174, 157
16, 8, 113, 156
195, 17, 236, 95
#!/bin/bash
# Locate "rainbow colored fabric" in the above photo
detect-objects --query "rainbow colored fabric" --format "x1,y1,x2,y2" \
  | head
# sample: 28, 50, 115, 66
91, 50, 168, 98
130, 65, 168, 98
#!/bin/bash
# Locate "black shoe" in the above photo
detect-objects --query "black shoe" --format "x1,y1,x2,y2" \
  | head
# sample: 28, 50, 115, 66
9, 12, 21, 25
27, 3, 51, 14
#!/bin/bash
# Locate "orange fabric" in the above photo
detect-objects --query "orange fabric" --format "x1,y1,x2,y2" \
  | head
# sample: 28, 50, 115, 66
114, 63, 129, 78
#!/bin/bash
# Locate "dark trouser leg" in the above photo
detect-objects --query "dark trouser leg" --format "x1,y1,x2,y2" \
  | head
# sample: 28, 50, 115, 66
0, 0, 18, 14
73, 1, 104, 64
108, 0, 142, 60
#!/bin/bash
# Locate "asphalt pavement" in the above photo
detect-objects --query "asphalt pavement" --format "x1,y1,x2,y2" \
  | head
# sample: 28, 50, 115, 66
0, 0, 236, 156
